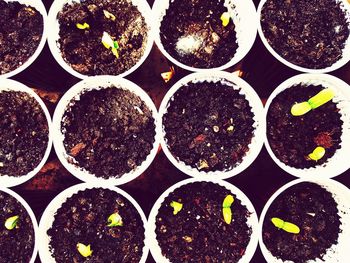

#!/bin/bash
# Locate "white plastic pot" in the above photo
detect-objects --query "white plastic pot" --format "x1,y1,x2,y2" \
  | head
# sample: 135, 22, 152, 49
259, 178, 350, 263
0, 187, 39, 263
152, 0, 257, 72
0, 0, 47, 79
146, 178, 259, 263
0, 79, 52, 187
38, 183, 149, 263
257, 0, 350, 73
47, 0, 154, 79
52, 75, 160, 185
264, 73, 350, 179
159, 71, 265, 180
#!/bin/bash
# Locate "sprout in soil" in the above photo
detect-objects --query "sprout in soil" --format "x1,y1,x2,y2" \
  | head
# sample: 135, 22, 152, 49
77, 243, 93, 257
76, 22, 90, 30
101, 31, 119, 58
220, 12, 230, 27
222, 195, 234, 224
103, 10, 116, 21
291, 88, 335, 116
4, 215, 19, 230
170, 201, 183, 215
107, 212, 123, 227
271, 217, 300, 234
307, 146, 326, 161
161, 66, 175, 83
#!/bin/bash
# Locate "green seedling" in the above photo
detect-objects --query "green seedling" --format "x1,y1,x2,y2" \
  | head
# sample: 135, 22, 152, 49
271, 217, 300, 234
76, 22, 90, 30
291, 88, 335, 116
308, 146, 325, 161
101, 31, 119, 58
170, 201, 183, 215
107, 212, 123, 227
222, 195, 234, 224
77, 243, 92, 257
220, 12, 230, 27
4, 215, 19, 230
103, 10, 116, 21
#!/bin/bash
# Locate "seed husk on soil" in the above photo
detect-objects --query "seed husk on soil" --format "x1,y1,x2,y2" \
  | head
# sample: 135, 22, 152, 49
263, 182, 341, 263
57, 0, 148, 76
0, 91, 49, 177
260, 0, 350, 69
163, 80, 255, 172
267, 84, 342, 169
0, 191, 35, 262
155, 182, 252, 262
61, 87, 156, 179
47, 188, 145, 263
0, 0, 43, 75
160, 0, 238, 68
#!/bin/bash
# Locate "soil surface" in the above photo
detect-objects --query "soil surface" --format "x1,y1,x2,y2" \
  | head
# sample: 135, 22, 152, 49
263, 182, 341, 263
61, 87, 156, 179
163, 81, 255, 172
0, 91, 49, 177
261, 0, 350, 69
57, 0, 148, 76
0, 0, 43, 75
47, 188, 145, 263
267, 84, 342, 169
160, 0, 238, 69
155, 181, 252, 262
0, 191, 35, 262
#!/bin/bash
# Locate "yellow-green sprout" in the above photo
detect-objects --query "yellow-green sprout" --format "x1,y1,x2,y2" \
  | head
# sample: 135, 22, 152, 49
101, 31, 119, 58
170, 201, 183, 215
77, 243, 93, 257
107, 212, 123, 227
220, 12, 230, 27
271, 217, 300, 234
4, 215, 19, 230
103, 10, 116, 21
76, 22, 90, 30
222, 195, 234, 224
308, 146, 326, 161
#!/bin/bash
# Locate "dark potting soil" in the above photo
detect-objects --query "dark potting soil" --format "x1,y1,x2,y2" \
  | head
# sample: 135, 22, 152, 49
61, 87, 156, 179
0, 91, 49, 177
155, 181, 252, 262
163, 81, 255, 172
261, 0, 350, 69
0, 0, 43, 75
160, 0, 238, 69
263, 182, 341, 263
0, 191, 35, 262
47, 188, 145, 263
57, 0, 148, 76
267, 84, 342, 169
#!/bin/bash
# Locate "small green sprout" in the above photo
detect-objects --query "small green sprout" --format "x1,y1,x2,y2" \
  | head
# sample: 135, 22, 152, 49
222, 195, 234, 224
220, 12, 230, 27
4, 215, 19, 230
101, 31, 119, 58
77, 243, 93, 257
271, 217, 300, 234
107, 212, 123, 227
170, 201, 183, 215
291, 88, 335, 116
103, 10, 116, 21
308, 146, 325, 161
76, 22, 90, 30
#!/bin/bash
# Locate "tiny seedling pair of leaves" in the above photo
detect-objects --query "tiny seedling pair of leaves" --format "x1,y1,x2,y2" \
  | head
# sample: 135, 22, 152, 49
4, 215, 19, 230
222, 195, 234, 224
170, 201, 183, 215
271, 217, 300, 234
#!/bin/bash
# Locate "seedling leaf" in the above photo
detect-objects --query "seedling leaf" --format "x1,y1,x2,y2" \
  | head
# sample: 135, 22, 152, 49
170, 201, 183, 215
308, 146, 325, 161
4, 215, 19, 230
271, 217, 300, 234
107, 212, 123, 227
220, 12, 230, 27
77, 243, 93, 257
76, 22, 90, 30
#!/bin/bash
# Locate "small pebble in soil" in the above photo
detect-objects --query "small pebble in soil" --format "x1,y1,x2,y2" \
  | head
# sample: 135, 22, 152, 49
163, 80, 255, 172
261, 0, 350, 69
263, 182, 341, 263
61, 87, 156, 179
267, 84, 342, 169
0, 0, 43, 74
160, 0, 238, 68
0, 91, 49, 177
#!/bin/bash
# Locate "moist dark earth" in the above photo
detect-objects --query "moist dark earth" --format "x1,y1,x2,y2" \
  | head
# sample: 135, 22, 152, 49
163, 81, 255, 172
0, 91, 49, 177
261, 0, 350, 69
160, 0, 238, 68
0, 0, 43, 75
155, 181, 252, 262
47, 188, 145, 263
61, 87, 156, 179
267, 84, 342, 169
263, 182, 341, 263
57, 0, 148, 76
0, 191, 35, 262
